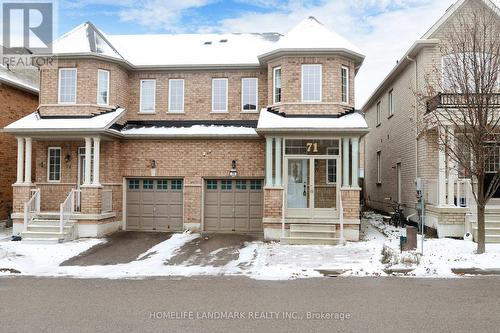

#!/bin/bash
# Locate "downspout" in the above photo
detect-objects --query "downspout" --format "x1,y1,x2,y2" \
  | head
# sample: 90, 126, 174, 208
407, 55, 419, 198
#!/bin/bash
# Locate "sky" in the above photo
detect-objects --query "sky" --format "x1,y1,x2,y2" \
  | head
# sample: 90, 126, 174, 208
54, 0, 462, 107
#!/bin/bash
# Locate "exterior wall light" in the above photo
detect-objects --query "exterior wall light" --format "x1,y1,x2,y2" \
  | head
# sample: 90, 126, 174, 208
150, 160, 156, 169
229, 160, 238, 177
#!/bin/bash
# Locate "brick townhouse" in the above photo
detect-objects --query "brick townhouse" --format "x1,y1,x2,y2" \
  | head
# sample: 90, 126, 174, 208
0, 65, 39, 223
4, 17, 368, 244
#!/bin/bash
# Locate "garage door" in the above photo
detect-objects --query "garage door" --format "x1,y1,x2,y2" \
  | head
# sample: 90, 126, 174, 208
126, 179, 183, 231
204, 179, 263, 232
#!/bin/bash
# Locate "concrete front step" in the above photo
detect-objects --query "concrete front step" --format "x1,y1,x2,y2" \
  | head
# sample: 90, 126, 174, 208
31, 219, 76, 227
485, 216, 500, 222
27, 224, 73, 233
290, 231, 337, 239
281, 237, 341, 245
289, 224, 337, 232
22, 238, 62, 244
473, 230, 500, 243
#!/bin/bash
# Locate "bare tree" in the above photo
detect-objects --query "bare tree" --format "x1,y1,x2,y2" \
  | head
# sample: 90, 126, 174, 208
422, 7, 500, 254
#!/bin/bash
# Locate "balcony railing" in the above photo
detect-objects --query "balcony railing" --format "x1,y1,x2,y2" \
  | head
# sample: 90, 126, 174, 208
426, 93, 500, 113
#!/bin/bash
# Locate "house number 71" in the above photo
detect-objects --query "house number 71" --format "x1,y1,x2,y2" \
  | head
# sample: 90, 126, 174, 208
306, 142, 318, 153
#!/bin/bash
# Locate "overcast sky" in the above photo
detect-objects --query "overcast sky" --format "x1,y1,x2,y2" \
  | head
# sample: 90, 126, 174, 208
56, 0, 475, 107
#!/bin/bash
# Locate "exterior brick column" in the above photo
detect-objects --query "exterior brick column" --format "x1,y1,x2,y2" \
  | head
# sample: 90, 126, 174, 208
12, 185, 35, 214
80, 186, 101, 215
341, 188, 361, 221
263, 187, 284, 223
184, 176, 202, 229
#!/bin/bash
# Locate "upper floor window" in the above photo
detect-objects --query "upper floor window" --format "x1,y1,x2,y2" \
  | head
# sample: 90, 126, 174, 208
302, 64, 322, 102
48, 147, 61, 182
376, 101, 381, 125
58, 68, 77, 104
341, 66, 349, 103
140, 79, 156, 113
241, 78, 258, 112
212, 78, 228, 112
168, 79, 184, 113
388, 89, 394, 117
273, 67, 282, 104
97, 69, 109, 106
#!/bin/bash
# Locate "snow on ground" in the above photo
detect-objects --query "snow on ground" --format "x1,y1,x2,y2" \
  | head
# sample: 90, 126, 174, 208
1, 213, 500, 279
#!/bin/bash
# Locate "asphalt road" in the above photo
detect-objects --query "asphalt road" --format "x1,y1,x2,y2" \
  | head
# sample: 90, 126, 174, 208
1, 276, 500, 333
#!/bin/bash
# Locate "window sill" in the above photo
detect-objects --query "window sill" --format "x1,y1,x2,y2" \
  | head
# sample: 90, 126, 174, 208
211, 111, 229, 114
138, 111, 156, 115
57, 102, 77, 105
240, 110, 259, 114
167, 111, 185, 114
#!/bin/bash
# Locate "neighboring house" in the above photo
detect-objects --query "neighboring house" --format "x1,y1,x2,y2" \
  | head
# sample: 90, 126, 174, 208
4, 17, 368, 244
0, 65, 39, 222
362, 0, 500, 241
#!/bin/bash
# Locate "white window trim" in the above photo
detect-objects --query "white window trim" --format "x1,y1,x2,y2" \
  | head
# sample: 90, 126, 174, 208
301, 64, 322, 103
58, 68, 77, 104
377, 151, 382, 184
47, 147, 62, 183
211, 78, 229, 113
139, 79, 156, 114
388, 89, 394, 117
273, 66, 282, 105
96, 69, 110, 106
168, 79, 185, 113
241, 77, 259, 113
341, 65, 349, 104
376, 101, 381, 126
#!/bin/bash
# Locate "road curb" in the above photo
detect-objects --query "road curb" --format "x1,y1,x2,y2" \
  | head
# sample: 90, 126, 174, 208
452, 268, 500, 276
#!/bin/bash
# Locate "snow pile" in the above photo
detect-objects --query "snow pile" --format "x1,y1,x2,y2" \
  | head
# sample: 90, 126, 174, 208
363, 211, 401, 238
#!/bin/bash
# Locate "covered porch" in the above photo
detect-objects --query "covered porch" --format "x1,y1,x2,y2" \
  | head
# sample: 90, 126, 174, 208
257, 109, 368, 244
4, 109, 125, 242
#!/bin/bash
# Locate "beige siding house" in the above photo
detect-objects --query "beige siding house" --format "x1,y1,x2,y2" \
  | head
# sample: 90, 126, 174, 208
4, 17, 368, 245
363, 0, 500, 242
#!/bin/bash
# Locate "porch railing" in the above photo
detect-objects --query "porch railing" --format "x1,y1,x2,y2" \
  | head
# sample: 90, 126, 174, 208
426, 93, 500, 113
23, 189, 40, 232
60, 189, 76, 235
339, 191, 344, 243
101, 188, 113, 214
74, 189, 82, 213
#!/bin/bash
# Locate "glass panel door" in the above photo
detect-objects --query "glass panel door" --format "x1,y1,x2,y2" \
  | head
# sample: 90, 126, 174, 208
287, 159, 310, 209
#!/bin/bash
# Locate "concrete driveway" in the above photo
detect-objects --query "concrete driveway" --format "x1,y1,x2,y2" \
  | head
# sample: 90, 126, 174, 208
61, 231, 173, 266
167, 233, 261, 267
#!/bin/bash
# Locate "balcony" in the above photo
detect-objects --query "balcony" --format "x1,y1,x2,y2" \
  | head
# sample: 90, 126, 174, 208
426, 93, 500, 113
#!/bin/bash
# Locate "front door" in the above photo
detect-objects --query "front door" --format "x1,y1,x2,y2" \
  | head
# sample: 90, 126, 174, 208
285, 157, 340, 219
77, 147, 93, 186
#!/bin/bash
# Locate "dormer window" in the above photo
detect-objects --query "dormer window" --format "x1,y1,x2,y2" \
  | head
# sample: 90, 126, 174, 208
58, 68, 77, 104
97, 69, 109, 106
341, 66, 349, 104
273, 67, 282, 104
302, 64, 322, 102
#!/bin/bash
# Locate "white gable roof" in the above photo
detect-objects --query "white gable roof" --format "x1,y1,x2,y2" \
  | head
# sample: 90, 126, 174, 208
262, 17, 363, 57
51, 17, 363, 67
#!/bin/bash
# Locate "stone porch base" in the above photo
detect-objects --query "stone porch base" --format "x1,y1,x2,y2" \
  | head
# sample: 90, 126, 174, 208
263, 220, 360, 242
424, 205, 468, 238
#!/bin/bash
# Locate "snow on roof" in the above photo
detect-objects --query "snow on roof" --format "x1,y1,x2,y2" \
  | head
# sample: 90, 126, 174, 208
257, 109, 368, 132
0, 65, 39, 93
120, 125, 259, 138
108, 33, 277, 67
259, 17, 364, 59
52, 17, 363, 67
52, 22, 124, 60
4, 108, 125, 133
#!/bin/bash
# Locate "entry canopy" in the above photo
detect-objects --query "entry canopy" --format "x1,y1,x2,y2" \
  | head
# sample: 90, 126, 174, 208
256, 109, 369, 134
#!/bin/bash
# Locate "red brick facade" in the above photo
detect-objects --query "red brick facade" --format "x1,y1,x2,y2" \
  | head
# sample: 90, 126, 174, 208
0, 83, 38, 220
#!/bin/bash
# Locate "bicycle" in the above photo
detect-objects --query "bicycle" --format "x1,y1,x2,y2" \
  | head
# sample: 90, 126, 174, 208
386, 199, 407, 228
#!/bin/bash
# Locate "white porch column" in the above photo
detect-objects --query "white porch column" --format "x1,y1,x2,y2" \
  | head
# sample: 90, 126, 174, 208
92, 137, 101, 186
447, 127, 458, 206
351, 137, 359, 188
265, 137, 273, 187
342, 138, 350, 187
84, 137, 92, 185
438, 128, 447, 206
24, 137, 32, 184
274, 137, 282, 187
16, 137, 24, 184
